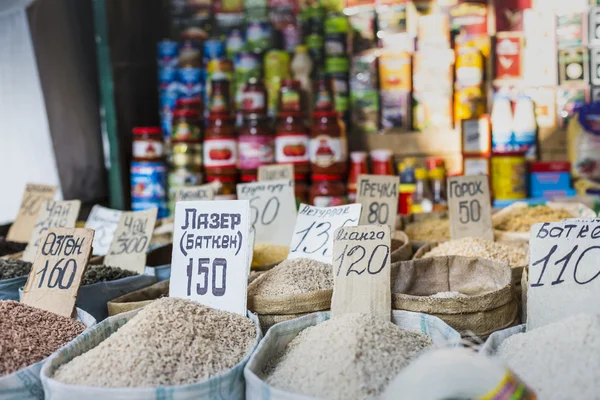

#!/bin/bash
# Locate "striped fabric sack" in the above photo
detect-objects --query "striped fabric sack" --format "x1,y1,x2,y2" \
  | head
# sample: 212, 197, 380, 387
0, 308, 96, 400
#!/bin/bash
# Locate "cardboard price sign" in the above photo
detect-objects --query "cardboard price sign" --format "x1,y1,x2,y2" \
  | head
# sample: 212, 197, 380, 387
175, 183, 216, 202
447, 175, 493, 240
331, 225, 392, 320
21, 228, 94, 317
236, 179, 297, 246
7, 184, 57, 243
85, 205, 122, 256
170, 200, 251, 315
23, 200, 81, 262
105, 208, 158, 274
356, 175, 399, 229
528, 220, 600, 329
258, 164, 294, 182
288, 203, 362, 264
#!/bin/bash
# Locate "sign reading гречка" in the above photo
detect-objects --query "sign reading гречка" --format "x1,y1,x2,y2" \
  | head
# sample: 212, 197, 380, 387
170, 200, 251, 315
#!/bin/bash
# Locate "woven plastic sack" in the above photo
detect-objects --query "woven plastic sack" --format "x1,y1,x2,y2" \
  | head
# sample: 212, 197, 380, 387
244, 310, 461, 400
0, 308, 96, 400
478, 324, 525, 357
107, 280, 169, 317
41, 309, 262, 400
390, 230, 412, 263
391, 256, 518, 339
0, 274, 27, 301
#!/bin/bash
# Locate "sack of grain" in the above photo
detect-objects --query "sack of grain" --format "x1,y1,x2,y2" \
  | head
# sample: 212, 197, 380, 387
244, 310, 461, 400
0, 306, 95, 400
391, 256, 518, 339
390, 230, 412, 263
252, 244, 290, 272
41, 299, 262, 400
492, 201, 596, 242
398, 211, 450, 250
107, 280, 169, 316
247, 258, 333, 332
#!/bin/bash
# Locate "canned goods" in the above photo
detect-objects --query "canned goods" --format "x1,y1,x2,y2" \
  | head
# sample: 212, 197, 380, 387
203, 39, 225, 64
131, 160, 167, 218
131, 197, 169, 218
159, 68, 178, 96
491, 154, 527, 200
169, 142, 203, 169
157, 40, 179, 69
168, 167, 203, 212
178, 67, 204, 99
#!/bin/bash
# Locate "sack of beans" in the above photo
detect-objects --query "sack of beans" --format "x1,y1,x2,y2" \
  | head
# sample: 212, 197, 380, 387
41, 298, 262, 400
390, 231, 412, 263
0, 301, 95, 400
492, 201, 596, 242
413, 237, 528, 313
391, 256, 518, 339
398, 211, 450, 250
0, 236, 26, 259
17, 264, 157, 321
107, 280, 169, 316
247, 258, 333, 332
244, 310, 461, 400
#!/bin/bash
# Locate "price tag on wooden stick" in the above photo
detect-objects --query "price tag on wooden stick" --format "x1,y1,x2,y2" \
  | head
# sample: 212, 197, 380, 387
288, 203, 362, 264
236, 179, 297, 246
105, 208, 158, 273
258, 164, 294, 182
331, 225, 391, 320
528, 220, 600, 329
7, 184, 57, 243
356, 175, 399, 229
175, 183, 216, 202
21, 228, 94, 317
85, 205, 122, 256
170, 200, 251, 315
447, 175, 493, 240
23, 200, 81, 262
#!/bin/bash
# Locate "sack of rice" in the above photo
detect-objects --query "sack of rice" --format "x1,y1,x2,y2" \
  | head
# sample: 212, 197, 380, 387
492, 201, 596, 242
18, 264, 157, 322
398, 211, 450, 249
480, 314, 600, 400
0, 302, 95, 400
107, 280, 169, 316
390, 231, 412, 263
247, 258, 333, 332
392, 256, 518, 339
244, 310, 461, 400
41, 298, 262, 400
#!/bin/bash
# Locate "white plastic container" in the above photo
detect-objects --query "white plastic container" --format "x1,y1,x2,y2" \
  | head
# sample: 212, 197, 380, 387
513, 94, 537, 158
491, 93, 514, 153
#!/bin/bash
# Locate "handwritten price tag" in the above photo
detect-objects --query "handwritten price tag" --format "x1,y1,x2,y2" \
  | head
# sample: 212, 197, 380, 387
170, 200, 251, 315
258, 164, 294, 182
447, 175, 493, 240
175, 183, 216, 202
105, 208, 157, 273
331, 225, 391, 320
84, 205, 122, 256
236, 179, 296, 246
356, 175, 399, 229
23, 200, 81, 262
7, 184, 57, 243
528, 220, 600, 329
21, 228, 94, 317
288, 203, 362, 264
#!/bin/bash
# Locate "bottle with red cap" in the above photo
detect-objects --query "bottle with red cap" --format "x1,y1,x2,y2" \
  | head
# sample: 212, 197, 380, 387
347, 151, 368, 202
370, 149, 394, 175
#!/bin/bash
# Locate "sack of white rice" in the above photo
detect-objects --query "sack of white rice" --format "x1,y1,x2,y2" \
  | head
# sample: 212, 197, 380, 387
41, 298, 262, 400
244, 310, 460, 400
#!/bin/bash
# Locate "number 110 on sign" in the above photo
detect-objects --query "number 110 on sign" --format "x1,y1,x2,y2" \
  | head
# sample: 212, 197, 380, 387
186, 258, 227, 297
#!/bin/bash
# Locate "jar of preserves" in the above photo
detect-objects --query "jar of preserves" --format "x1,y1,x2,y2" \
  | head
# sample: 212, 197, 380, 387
278, 79, 304, 115
241, 78, 267, 115
169, 142, 202, 170
168, 167, 203, 213
371, 149, 394, 175
310, 111, 347, 176
347, 151, 368, 202
208, 78, 232, 115
313, 73, 335, 112
131, 160, 168, 218
238, 115, 274, 179
309, 175, 347, 207
132, 126, 164, 161
275, 114, 310, 176
204, 114, 238, 180
207, 176, 237, 200
171, 109, 202, 142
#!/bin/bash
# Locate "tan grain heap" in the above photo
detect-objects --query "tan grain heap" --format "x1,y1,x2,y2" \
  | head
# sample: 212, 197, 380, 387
494, 205, 573, 232
405, 219, 450, 242
422, 238, 528, 267
264, 313, 432, 400
248, 258, 333, 297
53, 297, 256, 387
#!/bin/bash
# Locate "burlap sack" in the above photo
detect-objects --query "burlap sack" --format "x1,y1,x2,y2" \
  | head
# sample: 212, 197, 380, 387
391, 256, 518, 339
391, 230, 412, 263
107, 280, 169, 316
398, 211, 449, 250
492, 201, 596, 242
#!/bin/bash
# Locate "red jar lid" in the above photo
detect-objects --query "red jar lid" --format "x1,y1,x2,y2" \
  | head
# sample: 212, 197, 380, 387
133, 127, 162, 135
281, 78, 301, 87
207, 175, 237, 183
206, 113, 235, 121
295, 173, 308, 181
277, 111, 306, 118
312, 111, 339, 118
176, 97, 201, 106
312, 174, 344, 181
173, 109, 199, 117
241, 174, 257, 182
